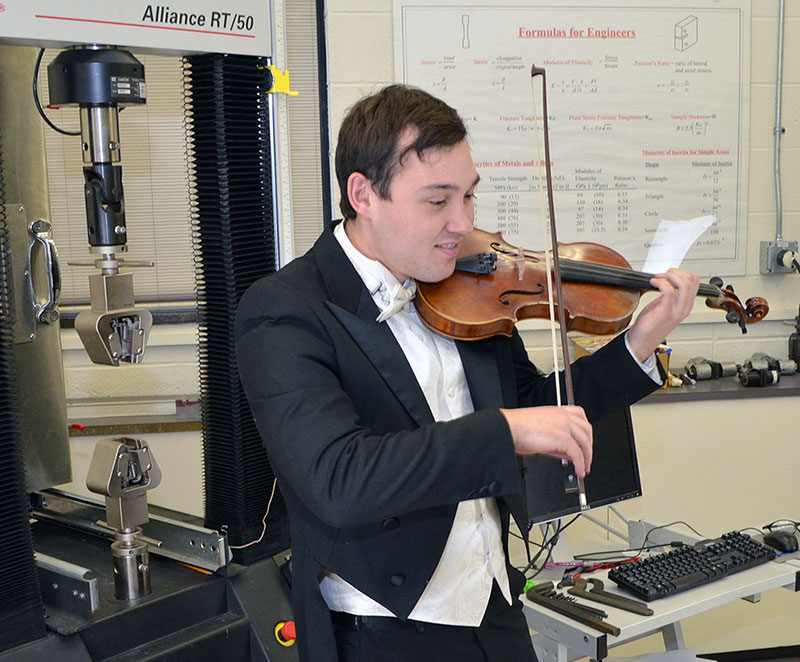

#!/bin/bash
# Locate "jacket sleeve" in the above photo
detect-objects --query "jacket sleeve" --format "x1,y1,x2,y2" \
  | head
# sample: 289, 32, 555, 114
235, 276, 523, 530
509, 329, 661, 422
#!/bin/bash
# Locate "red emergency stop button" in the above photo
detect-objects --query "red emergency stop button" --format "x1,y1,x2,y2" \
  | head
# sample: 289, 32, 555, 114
274, 620, 296, 646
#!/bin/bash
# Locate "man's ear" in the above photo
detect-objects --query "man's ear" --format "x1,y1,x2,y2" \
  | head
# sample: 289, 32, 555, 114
347, 172, 374, 217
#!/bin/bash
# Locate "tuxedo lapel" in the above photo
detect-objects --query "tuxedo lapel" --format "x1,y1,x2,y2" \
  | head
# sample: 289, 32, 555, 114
456, 338, 504, 411
314, 223, 434, 428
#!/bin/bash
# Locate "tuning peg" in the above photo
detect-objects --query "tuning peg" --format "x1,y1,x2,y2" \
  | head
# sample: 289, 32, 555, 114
725, 310, 747, 333
709, 276, 724, 287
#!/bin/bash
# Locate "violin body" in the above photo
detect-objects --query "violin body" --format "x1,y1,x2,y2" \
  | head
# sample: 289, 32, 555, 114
415, 227, 768, 341
416, 229, 641, 340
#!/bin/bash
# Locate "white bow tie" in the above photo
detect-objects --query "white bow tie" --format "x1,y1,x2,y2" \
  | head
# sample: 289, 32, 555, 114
376, 281, 417, 322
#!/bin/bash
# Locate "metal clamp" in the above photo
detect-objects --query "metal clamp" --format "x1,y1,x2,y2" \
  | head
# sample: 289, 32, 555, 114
86, 437, 162, 600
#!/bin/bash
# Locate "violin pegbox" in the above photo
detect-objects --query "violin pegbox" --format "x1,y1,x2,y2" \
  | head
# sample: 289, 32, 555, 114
705, 276, 769, 334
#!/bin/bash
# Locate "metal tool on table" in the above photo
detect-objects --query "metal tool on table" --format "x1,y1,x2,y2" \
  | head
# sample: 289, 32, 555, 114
526, 582, 621, 636
737, 352, 796, 387
565, 577, 654, 616
684, 356, 740, 381
529, 582, 609, 619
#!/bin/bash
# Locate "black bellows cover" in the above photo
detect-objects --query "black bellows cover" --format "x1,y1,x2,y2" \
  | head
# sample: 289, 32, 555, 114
0, 135, 46, 651
183, 54, 290, 563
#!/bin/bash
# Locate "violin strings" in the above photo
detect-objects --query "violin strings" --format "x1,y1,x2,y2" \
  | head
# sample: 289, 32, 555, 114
560, 260, 654, 289
493, 254, 721, 298
560, 260, 722, 298
493, 254, 651, 289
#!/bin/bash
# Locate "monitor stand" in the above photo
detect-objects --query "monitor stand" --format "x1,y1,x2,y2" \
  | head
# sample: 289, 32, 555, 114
582, 508, 702, 549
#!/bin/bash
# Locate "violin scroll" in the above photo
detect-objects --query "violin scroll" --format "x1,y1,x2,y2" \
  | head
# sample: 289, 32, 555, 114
704, 277, 769, 333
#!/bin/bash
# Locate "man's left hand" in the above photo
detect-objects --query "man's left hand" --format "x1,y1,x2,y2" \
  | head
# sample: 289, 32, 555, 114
626, 268, 700, 362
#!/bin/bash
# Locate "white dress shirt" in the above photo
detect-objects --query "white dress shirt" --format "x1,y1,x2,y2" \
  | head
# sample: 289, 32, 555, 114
320, 221, 660, 626
320, 220, 512, 626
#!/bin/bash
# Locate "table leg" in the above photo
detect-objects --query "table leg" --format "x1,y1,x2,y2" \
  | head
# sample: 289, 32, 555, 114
662, 622, 686, 650
533, 633, 570, 662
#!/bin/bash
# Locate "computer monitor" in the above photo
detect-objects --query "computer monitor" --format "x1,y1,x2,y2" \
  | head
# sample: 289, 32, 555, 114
523, 406, 642, 526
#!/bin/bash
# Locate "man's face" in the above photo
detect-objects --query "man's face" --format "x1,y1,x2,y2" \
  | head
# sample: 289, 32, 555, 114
350, 138, 479, 283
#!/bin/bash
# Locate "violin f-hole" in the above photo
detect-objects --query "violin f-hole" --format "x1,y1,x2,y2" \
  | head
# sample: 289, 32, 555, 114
499, 286, 546, 305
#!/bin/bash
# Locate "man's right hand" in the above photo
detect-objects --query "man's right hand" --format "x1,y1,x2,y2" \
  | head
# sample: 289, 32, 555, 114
499, 405, 593, 477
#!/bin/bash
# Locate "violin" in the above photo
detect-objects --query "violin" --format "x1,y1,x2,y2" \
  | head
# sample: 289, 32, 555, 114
415, 228, 769, 341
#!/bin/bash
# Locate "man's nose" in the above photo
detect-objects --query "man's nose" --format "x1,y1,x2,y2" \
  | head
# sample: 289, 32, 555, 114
448, 202, 474, 235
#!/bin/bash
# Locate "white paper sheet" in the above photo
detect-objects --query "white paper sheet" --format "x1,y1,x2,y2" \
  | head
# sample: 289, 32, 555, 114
642, 215, 716, 274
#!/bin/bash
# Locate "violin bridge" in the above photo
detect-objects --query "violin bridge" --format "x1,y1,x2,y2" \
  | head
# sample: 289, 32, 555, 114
514, 254, 526, 281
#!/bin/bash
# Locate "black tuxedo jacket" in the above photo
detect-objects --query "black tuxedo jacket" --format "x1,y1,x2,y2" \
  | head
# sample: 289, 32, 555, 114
235, 221, 660, 661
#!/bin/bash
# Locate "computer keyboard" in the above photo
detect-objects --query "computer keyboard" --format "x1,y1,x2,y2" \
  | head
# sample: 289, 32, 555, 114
608, 531, 776, 601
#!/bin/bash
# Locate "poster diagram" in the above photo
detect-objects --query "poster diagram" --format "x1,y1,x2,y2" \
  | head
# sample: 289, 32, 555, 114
675, 16, 699, 51
394, 1, 750, 275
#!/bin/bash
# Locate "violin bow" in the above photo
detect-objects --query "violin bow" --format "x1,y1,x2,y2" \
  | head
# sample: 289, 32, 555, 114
530, 65, 589, 510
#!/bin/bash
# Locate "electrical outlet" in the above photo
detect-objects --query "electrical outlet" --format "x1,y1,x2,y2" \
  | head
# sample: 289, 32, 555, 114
759, 240, 798, 274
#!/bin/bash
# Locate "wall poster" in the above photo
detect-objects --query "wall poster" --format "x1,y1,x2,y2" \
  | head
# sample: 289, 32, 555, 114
394, 0, 750, 275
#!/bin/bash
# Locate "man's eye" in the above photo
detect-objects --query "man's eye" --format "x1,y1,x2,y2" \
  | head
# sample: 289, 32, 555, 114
466, 192, 477, 201
430, 199, 446, 207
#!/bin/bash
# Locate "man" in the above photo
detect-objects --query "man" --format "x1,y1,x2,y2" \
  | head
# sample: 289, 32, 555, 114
235, 84, 698, 661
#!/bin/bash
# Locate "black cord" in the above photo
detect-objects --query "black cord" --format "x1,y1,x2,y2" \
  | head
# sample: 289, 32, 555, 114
521, 535, 553, 577
557, 514, 581, 536
629, 519, 702, 559
521, 515, 581, 579
573, 519, 704, 562
739, 527, 764, 537
33, 49, 80, 137
510, 527, 545, 572
518, 525, 556, 576
572, 543, 668, 562
641, 519, 703, 543
527, 540, 556, 580
510, 528, 547, 550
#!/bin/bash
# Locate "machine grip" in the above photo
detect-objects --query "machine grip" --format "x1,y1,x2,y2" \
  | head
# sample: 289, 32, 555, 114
29, 219, 61, 324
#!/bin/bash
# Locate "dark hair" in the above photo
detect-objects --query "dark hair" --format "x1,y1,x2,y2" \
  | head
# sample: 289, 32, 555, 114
335, 84, 467, 219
